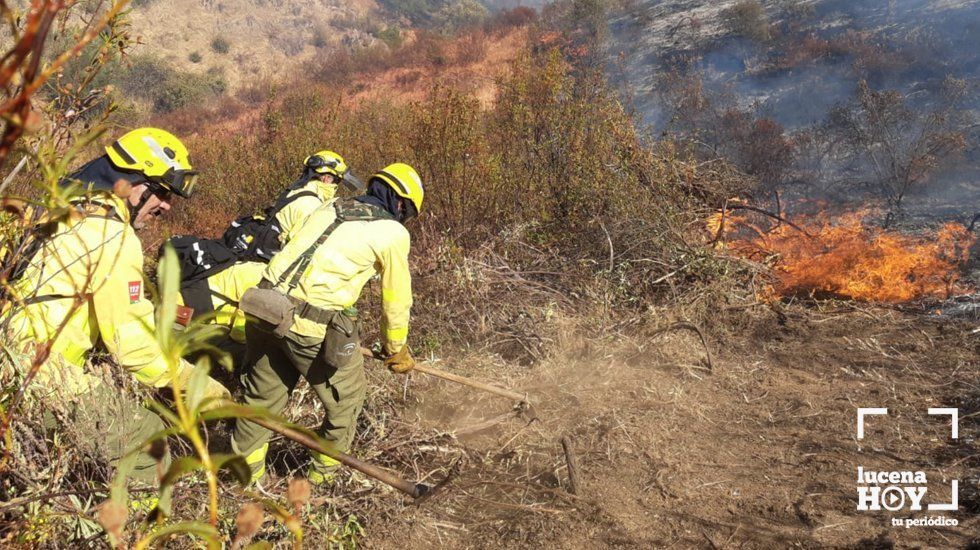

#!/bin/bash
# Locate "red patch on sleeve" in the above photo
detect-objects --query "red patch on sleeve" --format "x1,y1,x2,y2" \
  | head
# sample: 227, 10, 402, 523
128, 281, 142, 303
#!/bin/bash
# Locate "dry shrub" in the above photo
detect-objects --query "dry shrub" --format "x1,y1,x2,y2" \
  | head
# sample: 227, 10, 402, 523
718, 113, 795, 188
487, 6, 537, 34
269, 30, 307, 57
827, 78, 970, 214
454, 30, 488, 65
155, 95, 246, 137
308, 48, 356, 82
235, 84, 272, 105
828, 30, 906, 80
656, 68, 797, 194
0, 354, 159, 544
395, 70, 424, 86
307, 44, 397, 84
407, 30, 452, 68
768, 35, 835, 71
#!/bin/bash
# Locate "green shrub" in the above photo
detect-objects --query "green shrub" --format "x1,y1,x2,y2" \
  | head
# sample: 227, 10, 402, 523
378, 0, 444, 25
115, 54, 170, 95
210, 35, 230, 54
376, 26, 402, 48
112, 55, 226, 113
188, 51, 202, 63
154, 79, 199, 112
432, 0, 488, 33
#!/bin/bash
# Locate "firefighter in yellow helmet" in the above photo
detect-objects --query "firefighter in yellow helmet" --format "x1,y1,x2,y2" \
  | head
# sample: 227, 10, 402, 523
178, 151, 361, 355
1, 128, 229, 482
277, 150, 361, 243
231, 163, 423, 484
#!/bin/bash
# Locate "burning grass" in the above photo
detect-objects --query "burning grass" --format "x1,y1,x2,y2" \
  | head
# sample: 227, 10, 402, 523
708, 204, 976, 303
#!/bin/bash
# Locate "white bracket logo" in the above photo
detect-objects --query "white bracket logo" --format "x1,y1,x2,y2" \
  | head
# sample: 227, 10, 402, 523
927, 408, 958, 439
856, 407, 888, 439
854, 407, 960, 514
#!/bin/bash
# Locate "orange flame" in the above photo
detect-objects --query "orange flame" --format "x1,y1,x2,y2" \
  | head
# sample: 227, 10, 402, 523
708, 206, 975, 302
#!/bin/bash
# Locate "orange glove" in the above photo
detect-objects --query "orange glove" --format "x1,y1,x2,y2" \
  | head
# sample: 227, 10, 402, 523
384, 346, 415, 374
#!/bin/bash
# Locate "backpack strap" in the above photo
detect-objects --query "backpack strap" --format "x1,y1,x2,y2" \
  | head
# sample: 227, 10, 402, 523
268, 189, 319, 219
73, 199, 126, 224
180, 278, 215, 316
275, 199, 394, 291
2, 202, 125, 305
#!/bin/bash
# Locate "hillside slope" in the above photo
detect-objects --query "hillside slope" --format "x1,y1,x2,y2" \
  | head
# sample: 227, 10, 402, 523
129, 0, 380, 90
607, 0, 980, 128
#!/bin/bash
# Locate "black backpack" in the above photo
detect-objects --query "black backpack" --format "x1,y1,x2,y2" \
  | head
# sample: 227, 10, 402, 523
164, 235, 244, 317
221, 187, 318, 263
164, 185, 319, 316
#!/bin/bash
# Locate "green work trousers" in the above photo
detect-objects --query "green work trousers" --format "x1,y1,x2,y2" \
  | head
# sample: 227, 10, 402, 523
231, 312, 365, 479
50, 382, 168, 484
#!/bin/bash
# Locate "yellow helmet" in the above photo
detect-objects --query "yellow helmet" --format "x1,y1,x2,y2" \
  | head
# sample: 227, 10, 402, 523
304, 150, 348, 178
105, 127, 198, 197
371, 163, 424, 216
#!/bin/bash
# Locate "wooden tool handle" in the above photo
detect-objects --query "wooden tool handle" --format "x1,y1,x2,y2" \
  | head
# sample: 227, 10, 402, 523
253, 417, 426, 498
413, 363, 527, 402
361, 347, 528, 403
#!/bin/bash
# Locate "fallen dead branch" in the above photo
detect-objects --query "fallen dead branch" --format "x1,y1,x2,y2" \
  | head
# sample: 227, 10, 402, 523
719, 204, 813, 239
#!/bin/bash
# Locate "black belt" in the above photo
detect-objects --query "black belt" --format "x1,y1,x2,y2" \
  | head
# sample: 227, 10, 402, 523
288, 296, 337, 325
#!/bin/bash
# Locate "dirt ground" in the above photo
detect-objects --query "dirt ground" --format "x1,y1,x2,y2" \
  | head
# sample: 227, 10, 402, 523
352, 305, 979, 549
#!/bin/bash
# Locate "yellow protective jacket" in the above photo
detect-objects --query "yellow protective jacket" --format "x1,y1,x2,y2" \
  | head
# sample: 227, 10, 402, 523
274, 179, 337, 246
262, 199, 412, 354
205, 261, 265, 343
3, 194, 187, 391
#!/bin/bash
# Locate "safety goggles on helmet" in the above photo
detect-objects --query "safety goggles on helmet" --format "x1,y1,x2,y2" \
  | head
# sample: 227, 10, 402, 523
306, 153, 365, 192
305, 154, 339, 174
150, 167, 199, 198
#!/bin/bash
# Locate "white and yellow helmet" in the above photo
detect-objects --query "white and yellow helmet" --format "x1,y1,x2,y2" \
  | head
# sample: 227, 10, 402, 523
105, 127, 198, 197
371, 163, 424, 217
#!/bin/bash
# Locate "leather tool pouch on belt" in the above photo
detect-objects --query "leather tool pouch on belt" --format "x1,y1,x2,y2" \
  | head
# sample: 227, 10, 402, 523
240, 287, 295, 338
322, 311, 360, 367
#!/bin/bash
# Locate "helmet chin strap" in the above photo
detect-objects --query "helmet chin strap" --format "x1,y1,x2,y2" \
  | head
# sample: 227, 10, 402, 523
130, 187, 154, 227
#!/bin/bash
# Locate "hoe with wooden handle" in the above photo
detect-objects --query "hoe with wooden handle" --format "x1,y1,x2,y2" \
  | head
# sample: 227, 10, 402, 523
360, 347, 537, 421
